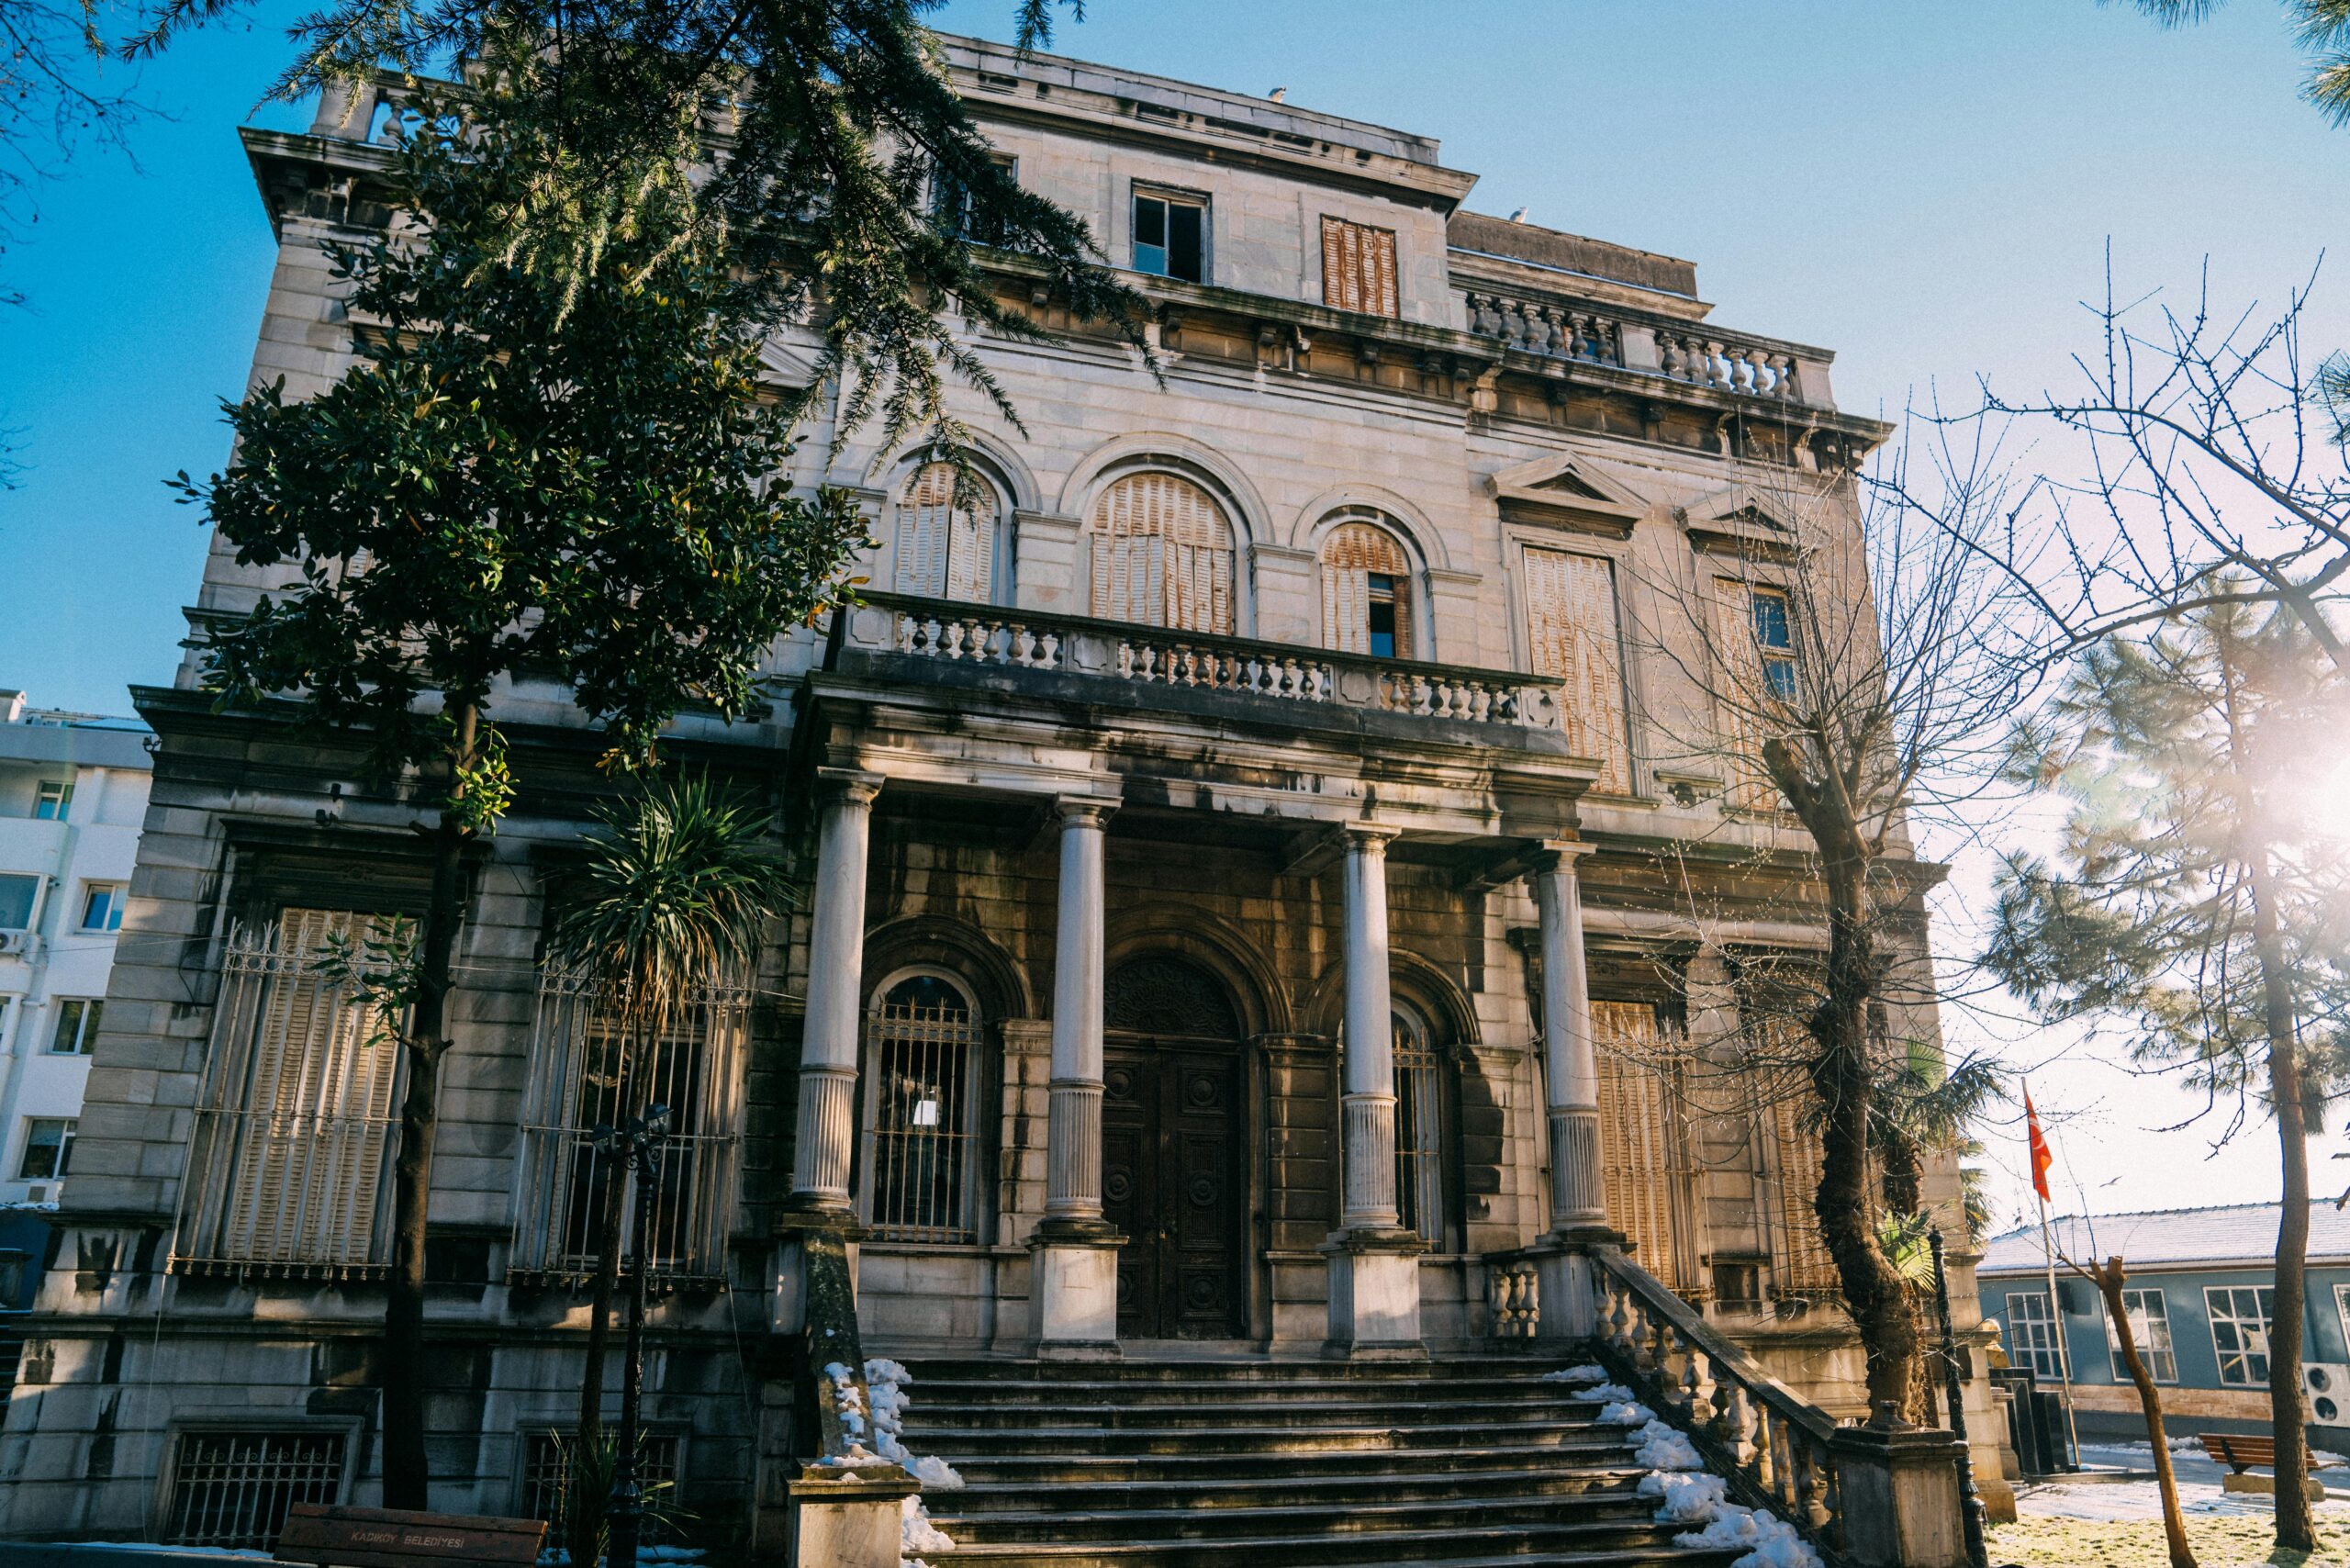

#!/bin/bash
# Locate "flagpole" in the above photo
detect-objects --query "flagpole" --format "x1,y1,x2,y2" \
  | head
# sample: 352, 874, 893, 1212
2026, 1080, 2083, 1470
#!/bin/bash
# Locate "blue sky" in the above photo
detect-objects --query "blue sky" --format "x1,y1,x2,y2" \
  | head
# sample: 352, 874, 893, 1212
2, 0, 2345, 1222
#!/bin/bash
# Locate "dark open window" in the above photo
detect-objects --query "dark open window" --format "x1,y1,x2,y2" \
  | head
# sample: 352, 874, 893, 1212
1133, 191, 1205, 284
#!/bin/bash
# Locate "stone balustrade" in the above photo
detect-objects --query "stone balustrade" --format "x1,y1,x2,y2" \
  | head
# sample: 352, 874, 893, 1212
840, 592, 1569, 732
1652, 330, 1802, 400
1462, 292, 1625, 367
1486, 1251, 1540, 1338
1461, 288, 1809, 405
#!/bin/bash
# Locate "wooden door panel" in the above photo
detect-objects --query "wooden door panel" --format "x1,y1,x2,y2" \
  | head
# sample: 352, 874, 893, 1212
1102, 1039, 1247, 1341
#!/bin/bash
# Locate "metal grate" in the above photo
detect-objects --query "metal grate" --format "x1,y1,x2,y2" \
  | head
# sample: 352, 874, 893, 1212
518, 1430, 680, 1545
1393, 1008, 1448, 1249
174, 913, 404, 1278
511, 972, 747, 1283
164, 1429, 345, 1551
862, 977, 983, 1243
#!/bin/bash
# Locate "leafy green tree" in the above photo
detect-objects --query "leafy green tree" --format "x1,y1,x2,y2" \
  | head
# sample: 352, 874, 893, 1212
179, 54, 866, 1506
1987, 599, 2350, 1551
550, 776, 791, 1568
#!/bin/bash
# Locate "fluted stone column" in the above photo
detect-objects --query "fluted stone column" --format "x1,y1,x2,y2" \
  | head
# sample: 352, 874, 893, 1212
789, 768, 882, 1211
1526, 839, 1606, 1338
1325, 823, 1423, 1355
1034, 796, 1123, 1354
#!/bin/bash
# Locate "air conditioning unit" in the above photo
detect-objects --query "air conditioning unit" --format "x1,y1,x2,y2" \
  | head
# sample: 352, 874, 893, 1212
0, 931, 30, 958
2304, 1363, 2350, 1424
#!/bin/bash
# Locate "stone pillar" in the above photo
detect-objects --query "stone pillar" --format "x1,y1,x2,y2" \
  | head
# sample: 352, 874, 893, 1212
1526, 840, 1606, 1338
1827, 1423, 1970, 1568
1324, 823, 1423, 1355
788, 768, 882, 1211
1032, 797, 1123, 1355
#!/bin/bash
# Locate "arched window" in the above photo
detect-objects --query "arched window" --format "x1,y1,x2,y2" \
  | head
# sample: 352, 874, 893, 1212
860, 970, 987, 1242
1089, 471, 1236, 633
893, 461, 1001, 603
1320, 518, 1417, 660
1391, 1002, 1454, 1249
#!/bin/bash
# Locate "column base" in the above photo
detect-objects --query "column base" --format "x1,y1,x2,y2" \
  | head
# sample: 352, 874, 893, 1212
1030, 1229, 1125, 1351
772, 1207, 867, 1338
1322, 1226, 1427, 1355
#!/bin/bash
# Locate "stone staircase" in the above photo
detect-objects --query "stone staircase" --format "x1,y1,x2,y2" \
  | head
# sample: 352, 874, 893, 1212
892, 1354, 1746, 1567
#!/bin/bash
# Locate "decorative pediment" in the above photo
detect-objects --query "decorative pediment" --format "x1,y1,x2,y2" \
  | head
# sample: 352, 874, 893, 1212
1683, 483, 1800, 559
1487, 453, 1649, 539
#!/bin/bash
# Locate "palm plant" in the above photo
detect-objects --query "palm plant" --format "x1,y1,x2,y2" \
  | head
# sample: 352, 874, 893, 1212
551, 774, 792, 1563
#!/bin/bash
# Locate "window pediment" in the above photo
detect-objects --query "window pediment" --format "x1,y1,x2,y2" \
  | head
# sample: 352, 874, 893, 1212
1488, 454, 1647, 539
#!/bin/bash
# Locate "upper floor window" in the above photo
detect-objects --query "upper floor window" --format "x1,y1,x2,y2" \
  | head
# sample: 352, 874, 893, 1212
2106, 1287, 2177, 1383
1320, 520, 1417, 660
1320, 216, 1398, 319
31, 780, 71, 821
894, 460, 1002, 604
2206, 1285, 2276, 1386
1750, 587, 1798, 700
50, 998, 101, 1055
0, 875, 35, 932
1089, 471, 1237, 634
861, 971, 987, 1244
17, 1117, 74, 1181
1523, 546, 1631, 795
934, 154, 1016, 246
79, 882, 125, 933
1133, 189, 1206, 284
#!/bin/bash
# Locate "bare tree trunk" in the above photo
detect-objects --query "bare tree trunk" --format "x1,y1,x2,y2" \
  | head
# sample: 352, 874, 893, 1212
2082, 1255, 2197, 1568
381, 703, 478, 1510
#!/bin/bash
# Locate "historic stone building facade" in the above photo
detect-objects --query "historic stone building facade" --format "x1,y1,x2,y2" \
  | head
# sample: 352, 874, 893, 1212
0, 34, 2010, 1556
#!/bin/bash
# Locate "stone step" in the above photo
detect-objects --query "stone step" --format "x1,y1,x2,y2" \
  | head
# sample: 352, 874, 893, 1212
904, 1395, 1610, 1431
934, 1464, 1647, 1514
917, 1521, 1739, 1568
904, 1355, 1592, 1383
928, 1492, 1663, 1545
905, 1375, 1605, 1407
918, 1443, 1645, 1485
903, 1419, 1635, 1458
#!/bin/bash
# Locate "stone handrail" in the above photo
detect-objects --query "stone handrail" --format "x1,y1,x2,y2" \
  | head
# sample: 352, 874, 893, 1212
1461, 286, 1809, 404
840, 592, 1568, 731
1590, 1248, 1852, 1561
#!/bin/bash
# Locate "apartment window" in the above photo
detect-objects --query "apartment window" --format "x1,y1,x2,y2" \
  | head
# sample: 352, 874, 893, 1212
1132, 190, 1206, 283
1751, 588, 1798, 700
49, 998, 101, 1055
933, 154, 1015, 246
176, 912, 404, 1273
893, 460, 1001, 604
79, 882, 124, 933
1523, 546, 1632, 794
1320, 215, 1398, 318
2002, 1290, 2067, 1380
2106, 1287, 2177, 1383
31, 780, 71, 821
512, 971, 749, 1282
164, 1429, 346, 1551
1088, 470, 1237, 634
2206, 1285, 2277, 1386
860, 972, 986, 1243
17, 1119, 73, 1181
1320, 519, 1416, 660
0, 875, 35, 932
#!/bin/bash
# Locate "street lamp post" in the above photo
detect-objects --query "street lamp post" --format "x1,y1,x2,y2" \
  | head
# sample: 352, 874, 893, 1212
594, 1105, 670, 1568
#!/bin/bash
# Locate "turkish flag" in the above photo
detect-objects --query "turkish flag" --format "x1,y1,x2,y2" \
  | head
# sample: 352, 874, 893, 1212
2025, 1085, 2054, 1204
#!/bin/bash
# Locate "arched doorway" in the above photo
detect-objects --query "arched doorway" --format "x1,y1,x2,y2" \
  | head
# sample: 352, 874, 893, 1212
1101, 954, 1249, 1339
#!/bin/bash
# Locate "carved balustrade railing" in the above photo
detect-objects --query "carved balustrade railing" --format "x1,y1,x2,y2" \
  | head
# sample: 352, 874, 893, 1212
838, 592, 1570, 732
1652, 330, 1802, 400
1462, 293, 1625, 367
1461, 288, 1808, 404
1486, 1249, 1540, 1338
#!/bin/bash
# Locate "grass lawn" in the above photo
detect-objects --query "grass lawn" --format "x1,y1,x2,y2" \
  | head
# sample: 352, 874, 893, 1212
1990, 1515, 2350, 1565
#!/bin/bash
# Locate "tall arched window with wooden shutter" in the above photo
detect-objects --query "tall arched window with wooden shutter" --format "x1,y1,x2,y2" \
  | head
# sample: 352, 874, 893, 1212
893, 461, 1000, 603
1523, 545, 1632, 795
1088, 471, 1237, 633
1320, 519, 1417, 660
1592, 999, 1696, 1292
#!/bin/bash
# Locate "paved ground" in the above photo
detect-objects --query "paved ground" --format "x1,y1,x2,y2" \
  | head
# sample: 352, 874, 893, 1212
1988, 1442, 2350, 1565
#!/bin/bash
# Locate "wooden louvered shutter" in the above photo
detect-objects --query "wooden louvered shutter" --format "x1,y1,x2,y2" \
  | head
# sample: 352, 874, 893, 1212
1090, 473, 1234, 633
894, 462, 997, 603
1319, 521, 1415, 658
1523, 547, 1631, 794
1710, 577, 1779, 812
1321, 217, 1399, 319
1751, 1044, 1839, 1295
1593, 1001, 1691, 1292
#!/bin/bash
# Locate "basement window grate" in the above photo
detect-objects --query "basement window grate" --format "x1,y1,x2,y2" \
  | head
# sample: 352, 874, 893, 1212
164, 1429, 345, 1551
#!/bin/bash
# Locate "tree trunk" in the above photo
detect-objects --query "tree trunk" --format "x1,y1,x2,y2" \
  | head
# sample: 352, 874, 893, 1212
2251, 848, 2316, 1552
2086, 1255, 2197, 1568
380, 702, 478, 1511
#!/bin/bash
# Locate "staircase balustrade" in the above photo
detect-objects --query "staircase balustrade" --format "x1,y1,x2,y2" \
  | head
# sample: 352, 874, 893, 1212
1486, 1250, 1540, 1338
841, 592, 1569, 732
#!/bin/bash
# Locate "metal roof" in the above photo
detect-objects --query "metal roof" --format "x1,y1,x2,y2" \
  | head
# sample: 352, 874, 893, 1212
1979, 1200, 2350, 1276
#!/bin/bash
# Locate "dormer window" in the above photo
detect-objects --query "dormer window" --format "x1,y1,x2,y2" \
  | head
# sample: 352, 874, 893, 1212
1133, 190, 1206, 284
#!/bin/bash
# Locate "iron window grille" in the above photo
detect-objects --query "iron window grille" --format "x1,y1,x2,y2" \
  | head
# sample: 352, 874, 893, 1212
2001, 1290, 2067, 1381
860, 973, 985, 1244
164, 1429, 347, 1551
173, 913, 405, 1279
2106, 1286, 2177, 1383
518, 1429, 681, 1545
2205, 1284, 2277, 1386
1392, 1005, 1450, 1250
510, 969, 748, 1285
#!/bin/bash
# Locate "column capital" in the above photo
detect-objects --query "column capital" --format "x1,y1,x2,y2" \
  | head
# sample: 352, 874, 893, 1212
1053, 794, 1119, 828
815, 767, 885, 806
1525, 837, 1596, 877
1341, 822, 1402, 850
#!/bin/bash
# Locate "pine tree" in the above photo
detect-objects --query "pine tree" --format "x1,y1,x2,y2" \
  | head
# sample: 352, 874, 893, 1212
177, 44, 868, 1506
1987, 599, 2350, 1551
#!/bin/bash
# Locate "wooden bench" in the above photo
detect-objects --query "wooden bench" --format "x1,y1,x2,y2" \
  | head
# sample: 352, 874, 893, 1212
274, 1503, 545, 1567
2198, 1433, 2329, 1499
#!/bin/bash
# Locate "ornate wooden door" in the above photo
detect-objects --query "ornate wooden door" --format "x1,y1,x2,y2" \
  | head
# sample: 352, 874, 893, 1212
1102, 1042, 1247, 1339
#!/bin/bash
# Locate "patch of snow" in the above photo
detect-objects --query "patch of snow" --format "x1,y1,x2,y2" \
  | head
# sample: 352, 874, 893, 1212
1543, 1364, 1613, 1384
901, 1493, 956, 1554
907, 1453, 965, 1489
1674, 1503, 1823, 1568
1640, 1470, 1729, 1522
1597, 1399, 1655, 1427
1633, 1419, 1704, 1472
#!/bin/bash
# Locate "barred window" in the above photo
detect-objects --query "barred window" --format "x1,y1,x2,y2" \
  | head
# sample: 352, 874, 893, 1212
511, 973, 749, 1283
175, 913, 404, 1277
1392, 1004, 1452, 1250
860, 973, 986, 1243
519, 1429, 681, 1545
164, 1429, 346, 1551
